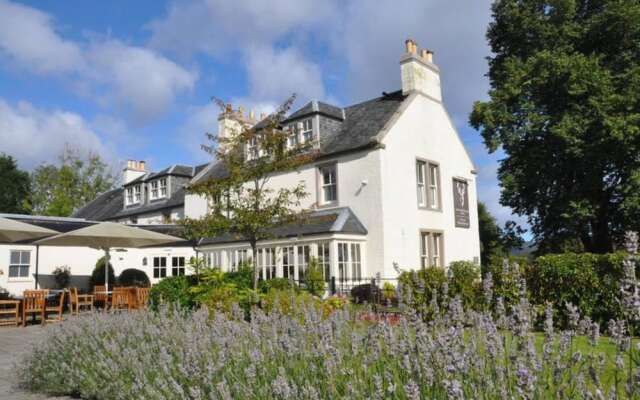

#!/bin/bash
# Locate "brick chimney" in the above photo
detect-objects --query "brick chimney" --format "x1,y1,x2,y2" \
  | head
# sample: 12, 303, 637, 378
123, 160, 146, 185
400, 39, 441, 101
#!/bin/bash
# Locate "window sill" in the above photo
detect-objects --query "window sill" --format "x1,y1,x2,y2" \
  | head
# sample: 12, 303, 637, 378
418, 206, 443, 213
7, 278, 32, 283
316, 201, 339, 209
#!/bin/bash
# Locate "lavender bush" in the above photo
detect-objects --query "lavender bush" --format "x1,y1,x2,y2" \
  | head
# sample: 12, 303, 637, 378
17, 235, 640, 399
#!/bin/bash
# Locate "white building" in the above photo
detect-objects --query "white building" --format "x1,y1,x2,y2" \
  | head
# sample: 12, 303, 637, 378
0, 40, 480, 296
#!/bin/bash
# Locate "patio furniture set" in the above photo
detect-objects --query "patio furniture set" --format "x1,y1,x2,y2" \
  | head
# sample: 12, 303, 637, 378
0, 286, 150, 327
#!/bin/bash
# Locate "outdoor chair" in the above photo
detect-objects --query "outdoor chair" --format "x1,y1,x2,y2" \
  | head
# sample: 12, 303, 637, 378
69, 287, 94, 315
94, 285, 108, 308
136, 287, 150, 309
45, 290, 66, 323
22, 290, 48, 327
0, 300, 20, 326
110, 287, 130, 311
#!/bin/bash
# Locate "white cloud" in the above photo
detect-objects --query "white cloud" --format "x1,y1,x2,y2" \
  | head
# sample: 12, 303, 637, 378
0, 99, 116, 170
244, 45, 324, 103
0, 0, 83, 74
0, 0, 196, 122
86, 40, 196, 123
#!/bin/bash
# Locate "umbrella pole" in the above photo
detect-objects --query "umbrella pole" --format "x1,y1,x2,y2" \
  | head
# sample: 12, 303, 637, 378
34, 244, 40, 289
105, 248, 110, 291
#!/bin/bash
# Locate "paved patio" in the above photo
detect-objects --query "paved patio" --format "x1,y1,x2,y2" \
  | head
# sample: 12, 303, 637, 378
0, 325, 71, 400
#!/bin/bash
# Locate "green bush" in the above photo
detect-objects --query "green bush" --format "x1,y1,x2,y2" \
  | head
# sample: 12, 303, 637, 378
303, 258, 325, 296
260, 288, 319, 317
52, 266, 71, 289
259, 278, 296, 293
398, 267, 447, 318
527, 252, 626, 327
350, 283, 382, 304
448, 261, 481, 310
89, 256, 116, 288
223, 263, 254, 290
118, 268, 150, 287
149, 275, 197, 309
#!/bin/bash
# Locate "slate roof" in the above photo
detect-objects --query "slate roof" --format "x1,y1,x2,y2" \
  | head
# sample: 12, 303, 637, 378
110, 187, 187, 219
73, 188, 124, 221
198, 207, 367, 246
193, 90, 408, 184
125, 163, 207, 186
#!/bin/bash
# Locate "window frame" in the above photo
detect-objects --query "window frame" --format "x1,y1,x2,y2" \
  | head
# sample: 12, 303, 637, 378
153, 256, 167, 278
159, 178, 168, 198
8, 250, 31, 279
150, 181, 159, 199
419, 230, 444, 268
301, 118, 313, 143
171, 256, 186, 276
317, 163, 338, 207
416, 158, 441, 211
126, 187, 134, 205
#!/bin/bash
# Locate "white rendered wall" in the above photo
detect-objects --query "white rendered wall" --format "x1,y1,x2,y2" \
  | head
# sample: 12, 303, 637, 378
0, 243, 196, 296
378, 94, 481, 277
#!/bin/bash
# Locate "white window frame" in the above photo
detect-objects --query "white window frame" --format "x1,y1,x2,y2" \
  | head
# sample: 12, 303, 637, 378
159, 178, 168, 198
318, 164, 338, 205
301, 118, 313, 143
153, 256, 167, 278
337, 242, 349, 282
297, 245, 310, 281
126, 187, 134, 205
282, 246, 295, 279
420, 231, 444, 268
150, 181, 159, 199
134, 185, 142, 203
8, 250, 30, 279
416, 159, 441, 210
246, 137, 259, 161
171, 256, 185, 276
317, 241, 331, 282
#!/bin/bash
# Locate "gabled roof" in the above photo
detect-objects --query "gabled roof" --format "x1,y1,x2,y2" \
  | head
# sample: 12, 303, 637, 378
193, 90, 408, 184
198, 207, 367, 246
124, 163, 208, 187
73, 188, 124, 221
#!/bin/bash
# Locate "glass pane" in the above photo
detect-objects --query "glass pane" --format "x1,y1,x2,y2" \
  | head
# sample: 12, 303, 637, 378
10, 251, 20, 265
21, 251, 30, 264
20, 265, 29, 277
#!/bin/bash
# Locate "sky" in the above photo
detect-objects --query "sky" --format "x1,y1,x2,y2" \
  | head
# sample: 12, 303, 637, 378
0, 0, 524, 229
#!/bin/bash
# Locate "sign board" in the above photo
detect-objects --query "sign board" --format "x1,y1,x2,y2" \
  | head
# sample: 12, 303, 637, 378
453, 178, 470, 228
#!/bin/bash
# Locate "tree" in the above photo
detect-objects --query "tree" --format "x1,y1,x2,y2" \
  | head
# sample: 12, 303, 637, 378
183, 96, 315, 290
470, 0, 640, 253
0, 154, 30, 214
478, 202, 525, 268
30, 147, 115, 217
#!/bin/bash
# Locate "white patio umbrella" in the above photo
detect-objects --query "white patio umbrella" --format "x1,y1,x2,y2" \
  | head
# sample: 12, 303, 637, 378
34, 222, 183, 290
0, 217, 58, 242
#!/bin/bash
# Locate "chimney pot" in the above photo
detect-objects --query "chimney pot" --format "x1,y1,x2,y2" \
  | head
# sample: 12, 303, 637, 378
425, 49, 434, 63
238, 106, 244, 117
249, 110, 255, 120
139, 161, 146, 171
405, 39, 417, 55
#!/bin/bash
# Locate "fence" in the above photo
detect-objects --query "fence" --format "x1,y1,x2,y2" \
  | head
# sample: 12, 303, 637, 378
292, 276, 401, 298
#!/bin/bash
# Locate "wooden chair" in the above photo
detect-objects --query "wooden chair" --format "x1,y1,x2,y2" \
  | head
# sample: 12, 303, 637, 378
110, 287, 129, 312
45, 291, 66, 323
69, 287, 94, 315
0, 300, 20, 326
136, 288, 150, 310
94, 285, 108, 308
22, 290, 47, 327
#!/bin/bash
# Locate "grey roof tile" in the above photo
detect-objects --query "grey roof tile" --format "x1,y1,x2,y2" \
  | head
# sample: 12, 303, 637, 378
198, 207, 366, 246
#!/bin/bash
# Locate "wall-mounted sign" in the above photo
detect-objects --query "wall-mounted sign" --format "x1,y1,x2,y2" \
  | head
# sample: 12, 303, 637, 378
453, 178, 470, 228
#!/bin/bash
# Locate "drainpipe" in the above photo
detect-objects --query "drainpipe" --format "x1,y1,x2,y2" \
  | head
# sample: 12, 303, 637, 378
34, 244, 40, 289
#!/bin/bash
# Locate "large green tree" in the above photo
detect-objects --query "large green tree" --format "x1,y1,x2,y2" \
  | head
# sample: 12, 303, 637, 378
30, 147, 115, 217
470, 0, 640, 253
478, 202, 525, 268
183, 96, 315, 290
0, 154, 30, 214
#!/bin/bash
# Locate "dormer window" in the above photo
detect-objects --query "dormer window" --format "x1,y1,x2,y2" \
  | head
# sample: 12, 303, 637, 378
134, 185, 141, 203
300, 118, 313, 143
126, 187, 134, 204
159, 178, 167, 197
150, 181, 159, 199
287, 128, 299, 149
246, 137, 259, 161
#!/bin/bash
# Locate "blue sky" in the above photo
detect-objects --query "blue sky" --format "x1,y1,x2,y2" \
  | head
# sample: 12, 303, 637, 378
0, 0, 522, 229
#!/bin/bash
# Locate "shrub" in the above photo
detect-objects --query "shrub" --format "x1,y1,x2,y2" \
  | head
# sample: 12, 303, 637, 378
303, 258, 325, 297
258, 278, 296, 293
89, 257, 116, 288
448, 261, 481, 310
149, 275, 197, 309
350, 283, 382, 304
260, 288, 319, 317
52, 266, 71, 289
223, 263, 254, 290
398, 267, 447, 317
382, 281, 396, 302
527, 252, 626, 327
118, 269, 150, 288
322, 295, 349, 317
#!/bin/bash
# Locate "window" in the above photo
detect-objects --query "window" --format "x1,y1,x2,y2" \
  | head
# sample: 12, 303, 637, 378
287, 128, 299, 149
229, 249, 249, 271
159, 178, 167, 198
8, 250, 30, 278
417, 160, 440, 209
351, 243, 362, 281
150, 181, 158, 199
207, 251, 222, 268
259, 248, 277, 280
282, 246, 295, 279
246, 137, 259, 160
297, 245, 310, 282
126, 187, 134, 205
319, 165, 337, 204
172, 256, 185, 276
337, 243, 349, 282
153, 256, 167, 278
134, 185, 141, 203
317, 242, 331, 281
301, 119, 313, 143
420, 231, 443, 267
